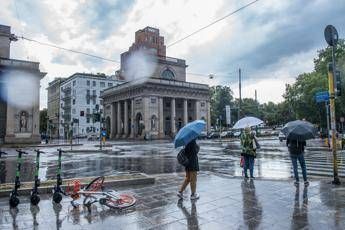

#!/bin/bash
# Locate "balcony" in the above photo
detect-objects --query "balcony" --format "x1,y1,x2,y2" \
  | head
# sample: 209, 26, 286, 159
61, 104, 71, 111
62, 114, 71, 121
62, 95, 71, 101
86, 94, 97, 99
61, 87, 71, 93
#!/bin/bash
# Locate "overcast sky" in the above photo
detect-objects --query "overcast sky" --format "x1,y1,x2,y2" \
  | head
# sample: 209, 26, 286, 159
1, 0, 344, 109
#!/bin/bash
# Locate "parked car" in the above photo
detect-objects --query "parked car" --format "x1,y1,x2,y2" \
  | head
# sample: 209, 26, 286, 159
207, 132, 220, 139
278, 131, 286, 142
198, 131, 208, 139
220, 131, 233, 138
233, 131, 241, 138
87, 133, 99, 141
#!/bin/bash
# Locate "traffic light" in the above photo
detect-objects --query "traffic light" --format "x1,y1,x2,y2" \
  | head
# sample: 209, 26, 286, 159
335, 71, 342, 97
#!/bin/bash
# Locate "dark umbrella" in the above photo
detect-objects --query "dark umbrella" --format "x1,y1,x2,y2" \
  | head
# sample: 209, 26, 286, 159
282, 120, 317, 141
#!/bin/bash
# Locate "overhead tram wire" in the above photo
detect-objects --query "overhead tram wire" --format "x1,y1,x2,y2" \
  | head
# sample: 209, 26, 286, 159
166, 0, 260, 48
20, 36, 121, 64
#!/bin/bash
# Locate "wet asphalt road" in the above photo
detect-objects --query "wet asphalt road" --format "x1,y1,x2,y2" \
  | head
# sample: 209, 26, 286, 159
0, 137, 336, 184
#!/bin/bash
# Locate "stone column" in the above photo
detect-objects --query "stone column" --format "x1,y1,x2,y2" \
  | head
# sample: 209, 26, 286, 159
130, 98, 135, 138
158, 97, 164, 138
207, 101, 211, 132
171, 98, 176, 134
183, 99, 188, 126
32, 79, 40, 138
5, 105, 15, 138
116, 101, 121, 138
195, 100, 200, 120
110, 103, 116, 138
124, 100, 129, 136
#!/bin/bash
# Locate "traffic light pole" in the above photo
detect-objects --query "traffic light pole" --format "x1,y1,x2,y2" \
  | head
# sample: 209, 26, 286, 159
328, 63, 340, 185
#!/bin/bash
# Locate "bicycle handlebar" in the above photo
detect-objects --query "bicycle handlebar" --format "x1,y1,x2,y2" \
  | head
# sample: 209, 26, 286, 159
34, 149, 45, 154
16, 149, 29, 154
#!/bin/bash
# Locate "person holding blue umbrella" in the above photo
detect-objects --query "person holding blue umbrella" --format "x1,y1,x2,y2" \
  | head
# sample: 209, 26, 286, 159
175, 120, 205, 200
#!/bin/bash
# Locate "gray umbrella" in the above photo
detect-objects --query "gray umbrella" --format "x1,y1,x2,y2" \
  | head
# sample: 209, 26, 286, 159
281, 120, 317, 141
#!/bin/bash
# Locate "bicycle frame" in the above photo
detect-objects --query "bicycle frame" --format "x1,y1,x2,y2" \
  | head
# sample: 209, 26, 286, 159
71, 190, 120, 206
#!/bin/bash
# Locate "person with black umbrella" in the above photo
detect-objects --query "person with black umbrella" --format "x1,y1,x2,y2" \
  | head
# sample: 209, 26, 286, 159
287, 138, 309, 187
282, 120, 316, 187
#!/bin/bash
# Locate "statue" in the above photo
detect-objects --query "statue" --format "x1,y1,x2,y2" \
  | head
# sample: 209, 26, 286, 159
20, 111, 27, 132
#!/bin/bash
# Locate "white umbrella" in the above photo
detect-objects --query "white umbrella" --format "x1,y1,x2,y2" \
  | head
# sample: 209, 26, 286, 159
233, 116, 263, 129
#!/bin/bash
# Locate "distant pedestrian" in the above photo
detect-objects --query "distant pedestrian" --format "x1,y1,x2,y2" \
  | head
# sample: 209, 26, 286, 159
287, 138, 309, 186
177, 139, 200, 200
240, 126, 257, 179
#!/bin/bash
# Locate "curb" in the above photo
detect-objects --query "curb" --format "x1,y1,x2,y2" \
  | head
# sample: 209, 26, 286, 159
0, 173, 155, 197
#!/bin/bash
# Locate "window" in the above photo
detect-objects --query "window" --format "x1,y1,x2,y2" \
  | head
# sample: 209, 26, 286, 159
151, 98, 156, 104
87, 108, 90, 114
73, 80, 76, 86
100, 82, 105, 87
93, 90, 96, 96
166, 102, 171, 108
201, 102, 205, 107
72, 99, 75, 105
87, 99, 90, 105
87, 80, 90, 86
161, 68, 175, 80
108, 83, 113, 87
93, 81, 96, 87
86, 118, 90, 123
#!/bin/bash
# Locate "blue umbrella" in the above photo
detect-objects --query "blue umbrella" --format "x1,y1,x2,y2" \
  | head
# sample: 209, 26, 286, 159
174, 120, 206, 148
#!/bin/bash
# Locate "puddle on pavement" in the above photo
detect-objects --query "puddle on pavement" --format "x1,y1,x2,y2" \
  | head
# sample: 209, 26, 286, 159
0, 139, 329, 183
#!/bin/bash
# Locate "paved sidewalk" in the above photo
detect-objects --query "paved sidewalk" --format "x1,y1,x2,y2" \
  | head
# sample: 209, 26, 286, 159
0, 173, 345, 229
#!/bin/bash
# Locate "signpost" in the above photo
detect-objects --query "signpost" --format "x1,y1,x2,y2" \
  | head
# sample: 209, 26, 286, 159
315, 91, 330, 148
324, 25, 340, 185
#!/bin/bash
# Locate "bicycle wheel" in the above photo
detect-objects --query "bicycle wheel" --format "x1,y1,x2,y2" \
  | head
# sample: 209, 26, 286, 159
101, 194, 136, 209
84, 176, 104, 193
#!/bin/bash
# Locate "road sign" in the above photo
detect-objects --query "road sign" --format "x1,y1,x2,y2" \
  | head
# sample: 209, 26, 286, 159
324, 25, 338, 46
315, 91, 329, 103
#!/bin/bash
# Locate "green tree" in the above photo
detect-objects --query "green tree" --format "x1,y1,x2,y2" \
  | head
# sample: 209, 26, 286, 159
283, 39, 345, 129
39, 109, 48, 134
210, 86, 234, 127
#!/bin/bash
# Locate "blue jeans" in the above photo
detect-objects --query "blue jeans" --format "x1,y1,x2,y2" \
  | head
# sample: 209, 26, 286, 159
244, 155, 255, 177
291, 154, 307, 182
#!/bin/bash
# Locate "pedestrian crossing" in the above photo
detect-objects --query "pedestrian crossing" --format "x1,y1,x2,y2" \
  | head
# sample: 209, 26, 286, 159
291, 149, 345, 178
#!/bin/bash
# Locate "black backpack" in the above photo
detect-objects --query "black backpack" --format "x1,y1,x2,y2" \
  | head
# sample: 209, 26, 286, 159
177, 148, 189, 167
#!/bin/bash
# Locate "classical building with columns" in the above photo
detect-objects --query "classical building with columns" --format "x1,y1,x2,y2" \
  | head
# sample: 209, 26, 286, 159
101, 27, 210, 139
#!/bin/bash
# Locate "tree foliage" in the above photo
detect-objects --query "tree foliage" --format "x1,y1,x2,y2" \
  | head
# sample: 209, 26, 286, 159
209, 40, 345, 128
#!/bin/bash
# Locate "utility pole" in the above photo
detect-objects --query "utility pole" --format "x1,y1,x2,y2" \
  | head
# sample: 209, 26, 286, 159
324, 25, 340, 185
255, 90, 257, 103
325, 101, 330, 149
238, 68, 242, 121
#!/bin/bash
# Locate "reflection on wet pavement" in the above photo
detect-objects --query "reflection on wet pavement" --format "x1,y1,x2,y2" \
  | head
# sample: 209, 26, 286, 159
0, 138, 344, 184
0, 172, 344, 229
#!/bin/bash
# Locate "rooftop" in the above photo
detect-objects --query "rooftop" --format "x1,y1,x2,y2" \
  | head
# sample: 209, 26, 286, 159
0, 57, 40, 70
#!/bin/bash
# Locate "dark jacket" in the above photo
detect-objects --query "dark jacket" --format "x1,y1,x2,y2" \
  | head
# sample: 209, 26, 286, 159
287, 139, 306, 155
185, 140, 200, 171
